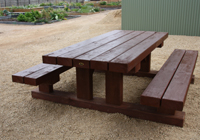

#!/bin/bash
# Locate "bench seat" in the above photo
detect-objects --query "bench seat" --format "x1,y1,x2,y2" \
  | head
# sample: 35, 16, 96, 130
141, 49, 198, 111
12, 63, 71, 92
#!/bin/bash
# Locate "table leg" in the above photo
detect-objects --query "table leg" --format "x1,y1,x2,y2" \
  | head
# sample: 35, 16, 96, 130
76, 68, 94, 100
106, 71, 123, 105
140, 53, 151, 72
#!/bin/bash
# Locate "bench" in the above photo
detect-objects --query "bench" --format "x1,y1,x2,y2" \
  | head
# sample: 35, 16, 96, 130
12, 63, 71, 93
141, 49, 198, 114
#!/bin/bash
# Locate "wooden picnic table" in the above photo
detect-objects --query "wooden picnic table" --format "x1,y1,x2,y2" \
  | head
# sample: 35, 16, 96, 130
13, 30, 198, 127
42, 30, 168, 105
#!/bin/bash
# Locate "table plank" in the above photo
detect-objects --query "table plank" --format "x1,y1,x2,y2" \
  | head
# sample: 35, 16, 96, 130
90, 31, 155, 70
109, 32, 168, 73
42, 30, 121, 64
140, 49, 186, 108
74, 31, 145, 68
161, 50, 198, 110
57, 30, 135, 67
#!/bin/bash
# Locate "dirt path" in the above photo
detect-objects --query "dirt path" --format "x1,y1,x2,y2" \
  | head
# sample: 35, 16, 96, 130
0, 10, 200, 140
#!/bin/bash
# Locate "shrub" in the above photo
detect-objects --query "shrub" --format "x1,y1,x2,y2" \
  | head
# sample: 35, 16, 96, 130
94, 7, 100, 12
100, 1, 107, 5
17, 14, 27, 22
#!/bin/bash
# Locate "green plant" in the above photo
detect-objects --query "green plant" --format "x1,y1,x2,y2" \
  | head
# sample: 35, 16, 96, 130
64, 7, 69, 12
77, 5, 95, 13
3, 10, 10, 16
71, 8, 79, 12
41, 9, 52, 21
40, 3, 46, 6
50, 13, 58, 20
85, 3, 94, 6
0, 10, 3, 16
94, 7, 100, 12
17, 14, 27, 22
75, 3, 82, 7
100, 1, 107, 5
51, 9, 68, 20
70, 2, 76, 7
49, 2, 53, 6
17, 10, 42, 22
106, 3, 113, 6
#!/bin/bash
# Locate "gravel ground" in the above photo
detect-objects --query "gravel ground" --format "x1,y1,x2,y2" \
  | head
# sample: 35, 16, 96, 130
0, 10, 200, 140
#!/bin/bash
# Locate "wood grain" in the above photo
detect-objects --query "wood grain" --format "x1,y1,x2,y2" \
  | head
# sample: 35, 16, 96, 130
161, 50, 198, 111
90, 31, 155, 70
57, 30, 134, 66
42, 30, 121, 64
32, 89, 185, 127
141, 49, 186, 107
109, 32, 168, 73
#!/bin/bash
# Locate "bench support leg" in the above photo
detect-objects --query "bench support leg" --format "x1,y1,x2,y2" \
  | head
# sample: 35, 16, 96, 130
39, 84, 53, 93
106, 71, 123, 105
140, 53, 151, 72
76, 68, 94, 100
38, 75, 60, 93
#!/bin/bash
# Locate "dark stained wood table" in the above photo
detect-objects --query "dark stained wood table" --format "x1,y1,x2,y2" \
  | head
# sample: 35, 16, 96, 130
32, 30, 178, 126
42, 30, 168, 105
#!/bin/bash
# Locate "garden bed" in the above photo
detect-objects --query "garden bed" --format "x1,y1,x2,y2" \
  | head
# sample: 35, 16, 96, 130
0, 7, 44, 12
67, 12, 99, 15
100, 5, 121, 8
0, 15, 81, 25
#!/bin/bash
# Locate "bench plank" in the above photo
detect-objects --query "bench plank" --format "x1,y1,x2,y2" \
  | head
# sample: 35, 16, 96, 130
90, 31, 155, 70
161, 50, 198, 111
42, 30, 127, 64
109, 32, 168, 73
141, 49, 186, 107
12, 63, 50, 83
24, 65, 70, 85
73, 31, 145, 69
57, 30, 135, 67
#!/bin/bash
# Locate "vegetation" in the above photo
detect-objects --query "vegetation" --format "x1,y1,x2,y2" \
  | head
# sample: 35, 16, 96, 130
100, 1, 107, 5
40, 2, 53, 6
75, 3, 82, 8
0, 10, 3, 16
3, 10, 11, 16
85, 3, 94, 7
17, 10, 42, 22
10, 4, 40, 9
94, 7, 100, 12
106, 2, 121, 6
17, 8, 68, 23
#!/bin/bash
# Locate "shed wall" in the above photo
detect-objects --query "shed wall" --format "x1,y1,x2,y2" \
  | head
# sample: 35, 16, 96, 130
122, 0, 200, 36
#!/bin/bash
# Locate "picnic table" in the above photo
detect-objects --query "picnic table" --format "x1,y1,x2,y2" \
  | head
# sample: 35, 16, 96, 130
12, 30, 198, 127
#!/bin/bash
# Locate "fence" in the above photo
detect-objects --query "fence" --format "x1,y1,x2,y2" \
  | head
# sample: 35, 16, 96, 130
0, 0, 85, 7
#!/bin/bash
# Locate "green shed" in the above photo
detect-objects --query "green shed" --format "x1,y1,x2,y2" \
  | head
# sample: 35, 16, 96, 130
122, 0, 200, 36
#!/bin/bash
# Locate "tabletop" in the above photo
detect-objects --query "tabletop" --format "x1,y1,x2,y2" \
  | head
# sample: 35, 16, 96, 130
43, 30, 168, 73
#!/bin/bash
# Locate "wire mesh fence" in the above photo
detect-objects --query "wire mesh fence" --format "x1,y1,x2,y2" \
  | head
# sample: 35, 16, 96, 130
0, 0, 85, 7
